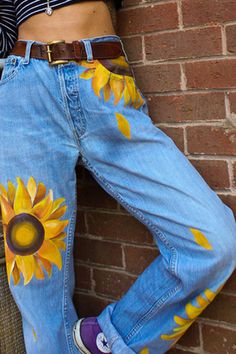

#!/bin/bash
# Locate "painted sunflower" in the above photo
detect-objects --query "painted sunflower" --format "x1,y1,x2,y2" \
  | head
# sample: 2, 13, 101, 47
160, 282, 225, 345
0, 176, 69, 286
79, 55, 145, 109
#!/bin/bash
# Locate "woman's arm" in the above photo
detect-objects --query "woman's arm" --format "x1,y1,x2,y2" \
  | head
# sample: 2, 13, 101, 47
0, 0, 18, 58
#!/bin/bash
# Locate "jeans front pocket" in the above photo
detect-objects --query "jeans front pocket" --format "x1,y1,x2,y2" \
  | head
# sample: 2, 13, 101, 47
0, 55, 24, 87
79, 53, 147, 110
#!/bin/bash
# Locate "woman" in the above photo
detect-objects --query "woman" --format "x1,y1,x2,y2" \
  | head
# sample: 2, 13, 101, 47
0, 1, 236, 354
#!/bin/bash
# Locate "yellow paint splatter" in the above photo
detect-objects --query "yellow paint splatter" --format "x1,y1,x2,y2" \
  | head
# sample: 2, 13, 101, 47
189, 227, 213, 250
160, 282, 225, 343
32, 327, 37, 341
115, 112, 131, 140
140, 348, 149, 354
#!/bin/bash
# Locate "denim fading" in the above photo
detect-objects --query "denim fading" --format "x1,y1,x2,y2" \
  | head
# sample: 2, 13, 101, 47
0, 34, 235, 354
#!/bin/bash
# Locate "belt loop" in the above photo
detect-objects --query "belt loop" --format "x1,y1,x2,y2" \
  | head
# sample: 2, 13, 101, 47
80, 39, 94, 62
22, 40, 36, 65
119, 39, 130, 64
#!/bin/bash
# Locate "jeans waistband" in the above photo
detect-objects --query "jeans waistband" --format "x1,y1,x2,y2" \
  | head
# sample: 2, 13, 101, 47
15, 34, 124, 64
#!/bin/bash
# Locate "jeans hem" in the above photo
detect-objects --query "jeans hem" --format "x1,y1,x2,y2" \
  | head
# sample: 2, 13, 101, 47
97, 303, 136, 354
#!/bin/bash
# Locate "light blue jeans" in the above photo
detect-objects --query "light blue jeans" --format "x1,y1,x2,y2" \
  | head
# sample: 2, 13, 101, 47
0, 35, 235, 354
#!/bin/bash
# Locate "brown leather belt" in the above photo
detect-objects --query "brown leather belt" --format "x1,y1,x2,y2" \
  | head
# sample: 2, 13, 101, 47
10, 39, 125, 65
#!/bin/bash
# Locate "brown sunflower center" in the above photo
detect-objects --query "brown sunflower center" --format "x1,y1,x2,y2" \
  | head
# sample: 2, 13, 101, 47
6, 213, 44, 256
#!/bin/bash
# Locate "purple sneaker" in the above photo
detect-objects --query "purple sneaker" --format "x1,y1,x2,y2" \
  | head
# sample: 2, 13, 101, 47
73, 317, 111, 354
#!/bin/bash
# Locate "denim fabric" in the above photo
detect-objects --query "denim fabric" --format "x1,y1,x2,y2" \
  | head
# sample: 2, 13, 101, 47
0, 35, 235, 354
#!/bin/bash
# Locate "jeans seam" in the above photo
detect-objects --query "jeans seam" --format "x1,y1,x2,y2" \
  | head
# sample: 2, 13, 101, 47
57, 64, 84, 146
80, 154, 182, 343
63, 204, 77, 354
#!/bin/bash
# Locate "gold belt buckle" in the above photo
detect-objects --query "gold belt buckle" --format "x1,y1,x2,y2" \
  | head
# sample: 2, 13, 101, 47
45, 40, 69, 65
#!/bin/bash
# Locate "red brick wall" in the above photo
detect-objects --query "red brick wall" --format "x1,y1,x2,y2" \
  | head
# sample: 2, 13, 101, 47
73, 0, 236, 352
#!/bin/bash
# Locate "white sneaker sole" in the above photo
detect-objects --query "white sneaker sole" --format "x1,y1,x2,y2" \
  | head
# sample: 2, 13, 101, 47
73, 318, 92, 354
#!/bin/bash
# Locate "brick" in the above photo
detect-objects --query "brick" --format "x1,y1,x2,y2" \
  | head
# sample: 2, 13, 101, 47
177, 322, 200, 348
159, 127, 184, 152
86, 211, 153, 244
202, 323, 236, 353
219, 194, 236, 219
228, 92, 236, 119
93, 268, 136, 299
182, 0, 236, 27
120, 36, 143, 62
75, 210, 86, 234
75, 164, 85, 182
233, 161, 236, 187
73, 292, 111, 317
122, 0, 141, 7
145, 27, 222, 61
74, 237, 123, 267
167, 349, 196, 354
77, 183, 117, 209
133, 64, 181, 93
186, 126, 236, 155
83, 167, 97, 183
188, 159, 230, 189
223, 270, 236, 293
200, 293, 236, 324
74, 263, 91, 290
124, 244, 159, 274
76, 164, 97, 184
117, 2, 178, 36
226, 24, 236, 53
148, 93, 226, 124
185, 59, 236, 89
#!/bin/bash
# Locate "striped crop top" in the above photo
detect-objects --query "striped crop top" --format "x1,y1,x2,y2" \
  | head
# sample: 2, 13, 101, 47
0, 0, 122, 58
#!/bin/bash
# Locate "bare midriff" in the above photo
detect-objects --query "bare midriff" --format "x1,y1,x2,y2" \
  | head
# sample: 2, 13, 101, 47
17, 1, 116, 43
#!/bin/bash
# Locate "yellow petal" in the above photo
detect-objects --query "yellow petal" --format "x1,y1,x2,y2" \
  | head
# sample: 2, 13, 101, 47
44, 219, 69, 239
27, 176, 37, 204
34, 257, 45, 280
185, 302, 203, 319
140, 348, 149, 354
7, 180, 16, 206
12, 262, 21, 285
47, 205, 67, 220
196, 294, 208, 307
32, 189, 53, 220
110, 75, 124, 105
92, 64, 110, 97
14, 177, 32, 214
79, 68, 95, 79
189, 227, 213, 250
38, 255, 52, 278
34, 182, 47, 205
125, 76, 136, 105
0, 183, 8, 199
103, 82, 111, 102
38, 240, 62, 270
172, 321, 192, 333
53, 239, 66, 251
6, 259, 15, 285
0, 195, 15, 224
80, 60, 98, 69
123, 84, 131, 106
50, 231, 67, 241
110, 56, 129, 68
173, 315, 188, 326
133, 90, 145, 109
51, 197, 66, 213
204, 288, 217, 302
161, 332, 181, 340
4, 238, 15, 263
115, 112, 131, 140
15, 255, 35, 285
